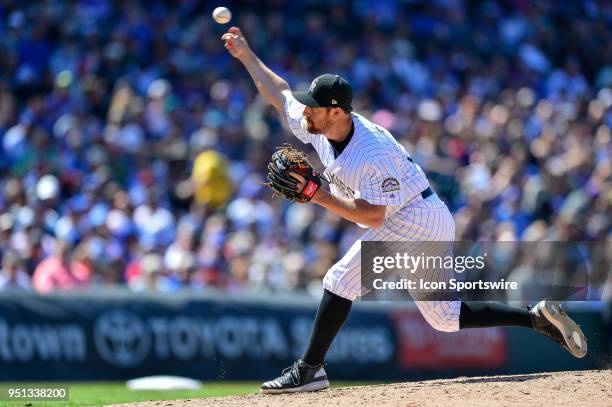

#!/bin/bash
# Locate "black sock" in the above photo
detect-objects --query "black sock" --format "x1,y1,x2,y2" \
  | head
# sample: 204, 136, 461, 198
302, 289, 352, 366
459, 301, 533, 329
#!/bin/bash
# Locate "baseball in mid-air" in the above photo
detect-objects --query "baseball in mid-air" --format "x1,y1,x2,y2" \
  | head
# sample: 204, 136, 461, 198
212, 7, 232, 24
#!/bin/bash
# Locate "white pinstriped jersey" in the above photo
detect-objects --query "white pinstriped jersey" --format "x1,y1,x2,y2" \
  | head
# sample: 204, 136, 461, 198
283, 90, 430, 223
282, 90, 460, 330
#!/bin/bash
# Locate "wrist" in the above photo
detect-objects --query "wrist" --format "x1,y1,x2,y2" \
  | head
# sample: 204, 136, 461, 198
311, 188, 326, 205
237, 48, 255, 63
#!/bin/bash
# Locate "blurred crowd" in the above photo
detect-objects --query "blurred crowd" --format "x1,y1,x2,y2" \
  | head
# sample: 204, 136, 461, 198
0, 0, 610, 297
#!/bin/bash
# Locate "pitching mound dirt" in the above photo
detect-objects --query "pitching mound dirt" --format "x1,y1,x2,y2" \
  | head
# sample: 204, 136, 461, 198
114, 369, 611, 407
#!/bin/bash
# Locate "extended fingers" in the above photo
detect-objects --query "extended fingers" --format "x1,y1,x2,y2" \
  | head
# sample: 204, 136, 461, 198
221, 34, 237, 50
222, 27, 241, 41
222, 27, 246, 53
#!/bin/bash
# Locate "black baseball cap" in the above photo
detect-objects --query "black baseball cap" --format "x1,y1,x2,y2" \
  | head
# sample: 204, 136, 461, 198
293, 74, 353, 111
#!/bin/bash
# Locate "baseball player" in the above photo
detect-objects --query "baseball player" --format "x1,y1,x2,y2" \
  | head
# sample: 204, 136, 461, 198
221, 27, 587, 394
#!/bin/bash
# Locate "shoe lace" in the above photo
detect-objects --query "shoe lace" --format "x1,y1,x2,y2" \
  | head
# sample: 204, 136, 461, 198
281, 362, 301, 386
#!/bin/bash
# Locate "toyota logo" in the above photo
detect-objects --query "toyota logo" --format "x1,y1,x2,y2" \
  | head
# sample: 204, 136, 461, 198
94, 310, 151, 368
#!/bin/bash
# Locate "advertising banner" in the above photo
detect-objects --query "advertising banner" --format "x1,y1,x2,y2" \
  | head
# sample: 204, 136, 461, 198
390, 311, 507, 369
0, 294, 604, 381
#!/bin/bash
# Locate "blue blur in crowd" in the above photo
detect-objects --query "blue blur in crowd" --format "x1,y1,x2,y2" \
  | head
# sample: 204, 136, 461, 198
0, 0, 609, 296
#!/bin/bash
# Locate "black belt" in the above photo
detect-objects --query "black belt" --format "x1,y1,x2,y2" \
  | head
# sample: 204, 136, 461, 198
420, 186, 433, 200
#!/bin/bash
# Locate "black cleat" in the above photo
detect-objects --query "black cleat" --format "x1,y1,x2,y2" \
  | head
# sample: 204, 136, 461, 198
261, 360, 329, 394
529, 300, 587, 358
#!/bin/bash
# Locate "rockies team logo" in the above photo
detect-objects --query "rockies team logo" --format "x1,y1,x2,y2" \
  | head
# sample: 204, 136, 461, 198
309, 78, 319, 93
381, 177, 400, 193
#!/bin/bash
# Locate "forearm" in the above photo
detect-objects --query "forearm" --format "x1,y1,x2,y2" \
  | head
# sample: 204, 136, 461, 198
239, 50, 290, 111
312, 189, 385, 228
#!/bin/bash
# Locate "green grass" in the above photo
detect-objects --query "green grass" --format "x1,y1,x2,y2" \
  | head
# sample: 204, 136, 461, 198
0, 382, 370, 406
0, 382, 259, 406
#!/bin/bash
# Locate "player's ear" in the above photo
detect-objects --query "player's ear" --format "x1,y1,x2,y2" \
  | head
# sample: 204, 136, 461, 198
330, 107, 342, 117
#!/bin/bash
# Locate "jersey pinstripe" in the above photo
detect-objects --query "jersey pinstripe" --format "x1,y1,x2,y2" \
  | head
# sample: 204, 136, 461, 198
282, 91, 460, 332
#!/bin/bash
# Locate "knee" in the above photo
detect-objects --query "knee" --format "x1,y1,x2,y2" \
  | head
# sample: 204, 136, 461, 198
323, 272, 358, 301
419, 301, 460, 332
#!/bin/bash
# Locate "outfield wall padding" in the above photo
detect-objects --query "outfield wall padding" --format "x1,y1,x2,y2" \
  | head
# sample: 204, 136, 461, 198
0, 292, 608, 381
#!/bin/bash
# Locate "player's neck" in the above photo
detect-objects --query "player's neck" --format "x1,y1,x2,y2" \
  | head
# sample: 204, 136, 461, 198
325, 114, 353, 142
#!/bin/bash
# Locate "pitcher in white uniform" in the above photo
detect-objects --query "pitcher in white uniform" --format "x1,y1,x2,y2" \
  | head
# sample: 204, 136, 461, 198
221, 26, 587, 394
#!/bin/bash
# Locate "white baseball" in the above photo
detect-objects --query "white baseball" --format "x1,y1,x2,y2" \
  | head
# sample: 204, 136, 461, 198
212, 7, 232, 24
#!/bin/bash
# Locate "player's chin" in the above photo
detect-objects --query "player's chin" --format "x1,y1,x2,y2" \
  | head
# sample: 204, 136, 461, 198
306, 123, 319, 134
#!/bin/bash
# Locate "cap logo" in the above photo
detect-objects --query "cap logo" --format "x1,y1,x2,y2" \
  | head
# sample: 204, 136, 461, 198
309, 78, 319, 93
331, 99, 337, 105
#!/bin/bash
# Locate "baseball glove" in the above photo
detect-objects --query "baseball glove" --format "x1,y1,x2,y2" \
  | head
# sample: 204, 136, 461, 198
264, 144, 321, 202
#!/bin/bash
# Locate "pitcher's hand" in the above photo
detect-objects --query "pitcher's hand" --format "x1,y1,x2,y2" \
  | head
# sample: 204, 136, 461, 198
221, 27, 250, 60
